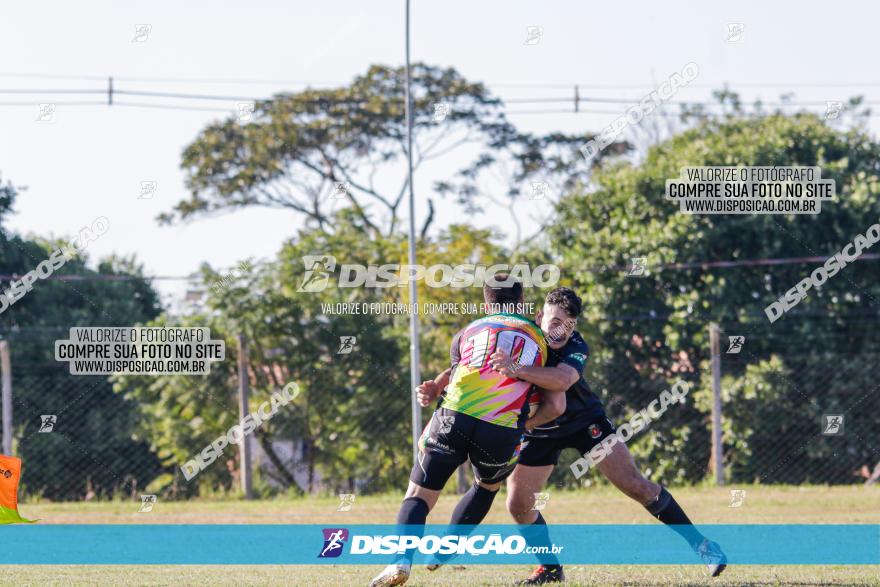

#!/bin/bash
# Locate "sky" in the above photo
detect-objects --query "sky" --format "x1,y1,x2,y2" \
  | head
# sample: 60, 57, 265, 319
1, 0, 877, 306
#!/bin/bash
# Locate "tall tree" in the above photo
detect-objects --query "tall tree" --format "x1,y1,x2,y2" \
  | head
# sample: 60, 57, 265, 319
547, 112, 880, 485
166, 64, 620, 245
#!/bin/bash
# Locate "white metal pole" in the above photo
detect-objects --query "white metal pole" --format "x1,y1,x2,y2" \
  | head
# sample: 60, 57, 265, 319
1, 341, 12, 455
709, 323, 724, 485
404, 0, 422, 465
237, 334, 253, 498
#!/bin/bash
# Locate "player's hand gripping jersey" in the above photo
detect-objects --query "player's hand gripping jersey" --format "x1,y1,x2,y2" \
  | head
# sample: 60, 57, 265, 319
441, 313, 548, 429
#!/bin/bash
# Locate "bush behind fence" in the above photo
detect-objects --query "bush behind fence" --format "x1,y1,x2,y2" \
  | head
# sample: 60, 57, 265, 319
4, 314, 879, 502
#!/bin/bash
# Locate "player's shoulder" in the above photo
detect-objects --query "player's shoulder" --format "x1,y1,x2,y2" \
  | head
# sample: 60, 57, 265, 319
468, 313, 545, 345
472, 312, 538, 329
506, 313, 545, 337
566, 330, 590, 355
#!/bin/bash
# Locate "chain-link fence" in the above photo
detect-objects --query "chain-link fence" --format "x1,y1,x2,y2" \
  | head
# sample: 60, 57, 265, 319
551, 315, 880, 489
2, 312, 878, 502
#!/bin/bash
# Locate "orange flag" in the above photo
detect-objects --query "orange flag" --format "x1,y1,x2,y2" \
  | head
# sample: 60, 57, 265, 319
0, 455, 36, 524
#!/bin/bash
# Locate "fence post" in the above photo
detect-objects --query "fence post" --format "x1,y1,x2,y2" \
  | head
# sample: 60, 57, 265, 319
709, 323, 725, 485
0, 341, 11, 455
237, 334, 254, 499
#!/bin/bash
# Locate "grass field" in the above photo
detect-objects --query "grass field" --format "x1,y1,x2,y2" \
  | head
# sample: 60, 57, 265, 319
10, 485, 880, 586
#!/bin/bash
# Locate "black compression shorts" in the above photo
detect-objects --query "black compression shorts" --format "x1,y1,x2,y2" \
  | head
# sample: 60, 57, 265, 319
409, 407, 524, 490
518, 415, 616, 467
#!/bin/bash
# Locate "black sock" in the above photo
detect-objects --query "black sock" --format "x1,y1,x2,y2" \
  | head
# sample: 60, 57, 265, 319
429, 483, 499, 566
449, 482, 498, 525
395, 496, 429, 564
521, 512, 561, 568
645, 487, 705, 550
396, 496, 430, 526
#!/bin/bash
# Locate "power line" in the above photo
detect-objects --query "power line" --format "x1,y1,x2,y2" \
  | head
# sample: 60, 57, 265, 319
5, 103, 873, 118
6, 71, 880, 90
1, 80, 876, 109
493, 81, 880, 90
113, 101, 232, 113
0, 89, 105, 95
2, 101, 874, 118
504, 108, 880, 118
0, 72, 107, 82
0, 101, 106, 107
4, 102, 870, 118
116, 89, 264, 102
502, 96, 878, 107
0, 72, 340, 85
0, 72, 875, 119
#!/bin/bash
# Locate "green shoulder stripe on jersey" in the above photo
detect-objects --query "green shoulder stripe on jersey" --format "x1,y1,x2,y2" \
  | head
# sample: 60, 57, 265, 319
486, 312, 541, 328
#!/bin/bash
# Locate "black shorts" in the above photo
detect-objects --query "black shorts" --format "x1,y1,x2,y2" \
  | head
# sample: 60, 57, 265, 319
518, 416, 616, 467
409, 408, 524, 490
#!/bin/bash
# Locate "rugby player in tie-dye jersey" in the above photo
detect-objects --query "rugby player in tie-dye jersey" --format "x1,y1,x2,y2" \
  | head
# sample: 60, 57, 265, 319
441, 311, 547, 428
369, 274, 566, 587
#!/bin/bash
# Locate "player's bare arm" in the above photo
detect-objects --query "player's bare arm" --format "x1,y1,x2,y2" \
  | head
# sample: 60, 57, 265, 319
415, 367, 451, 407
524, 388, 565, 431
488, 349, 580, 392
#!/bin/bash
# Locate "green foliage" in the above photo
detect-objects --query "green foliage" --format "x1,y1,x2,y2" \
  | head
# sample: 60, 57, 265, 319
549, 112, 880, 484
8, 89, 880, 500
168, 63, 612, 241
113, 315, 239, 497
125, 111, 880, 494
0, 186, 164, 499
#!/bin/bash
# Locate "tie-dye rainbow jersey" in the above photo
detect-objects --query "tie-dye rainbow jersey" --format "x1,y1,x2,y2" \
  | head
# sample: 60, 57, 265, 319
441, 313, 548, 429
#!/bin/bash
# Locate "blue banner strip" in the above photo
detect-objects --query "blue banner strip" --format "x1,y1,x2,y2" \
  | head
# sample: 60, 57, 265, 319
0, 524, 877, 565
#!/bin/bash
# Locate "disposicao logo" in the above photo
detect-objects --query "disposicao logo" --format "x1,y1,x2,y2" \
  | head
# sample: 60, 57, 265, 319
319, 528, 349, 558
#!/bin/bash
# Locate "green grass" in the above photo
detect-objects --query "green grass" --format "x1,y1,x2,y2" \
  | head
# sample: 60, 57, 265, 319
7, 564, 880, 586
10, 485, 880, 586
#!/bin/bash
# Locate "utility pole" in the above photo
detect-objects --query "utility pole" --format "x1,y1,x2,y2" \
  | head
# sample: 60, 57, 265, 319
709, 323, 725, 485
404, 0, 422, 465
1, 341, 12, 455
237, 334, 253, 499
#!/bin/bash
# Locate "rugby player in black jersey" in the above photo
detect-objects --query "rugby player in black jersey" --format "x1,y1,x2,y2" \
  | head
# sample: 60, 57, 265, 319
419, 287, 727, 584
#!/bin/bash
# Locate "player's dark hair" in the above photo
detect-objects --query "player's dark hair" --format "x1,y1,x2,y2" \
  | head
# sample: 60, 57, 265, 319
545, 287, 582, 318
483, 272, 524, 311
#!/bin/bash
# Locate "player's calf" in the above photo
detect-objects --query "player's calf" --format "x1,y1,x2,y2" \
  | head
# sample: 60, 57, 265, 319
596, 441, 727, 576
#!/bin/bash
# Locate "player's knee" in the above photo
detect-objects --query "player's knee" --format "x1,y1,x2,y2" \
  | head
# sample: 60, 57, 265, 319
505, 491, 525, 510
477, 479, 502, 492
506, 492, 534, 521
627, 476, 658, 504
509, 506, 536, 524
640, 479, 662, 504
611, 468, 646, 500
405, 482, 439, 511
